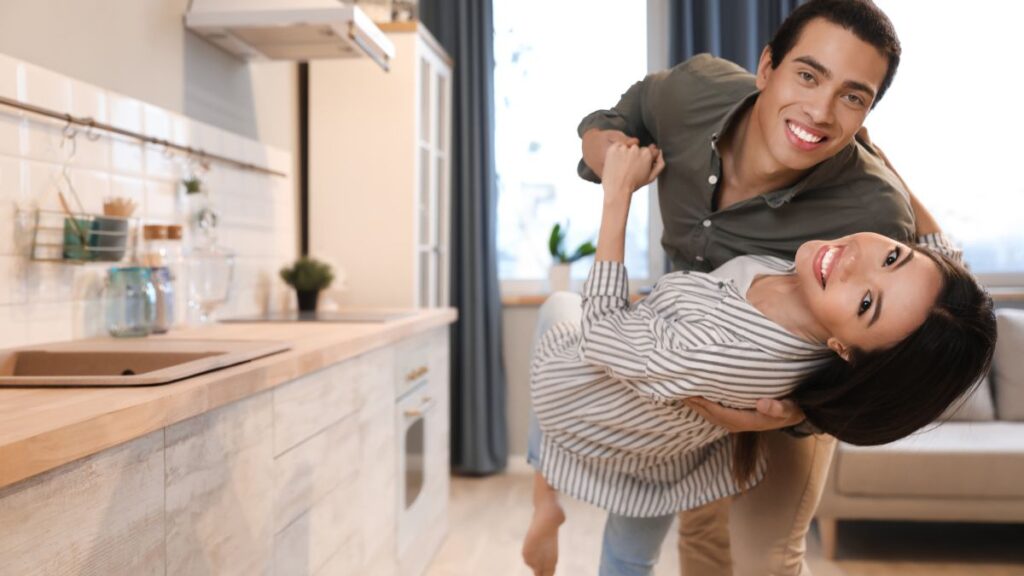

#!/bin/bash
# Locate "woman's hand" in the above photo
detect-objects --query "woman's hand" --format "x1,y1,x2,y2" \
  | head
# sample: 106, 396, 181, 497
594, 144, 663, 263
601, 143, 664, 204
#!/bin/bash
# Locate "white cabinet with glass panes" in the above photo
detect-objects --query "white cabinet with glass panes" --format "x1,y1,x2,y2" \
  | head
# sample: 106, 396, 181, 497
310, 23, 452, 308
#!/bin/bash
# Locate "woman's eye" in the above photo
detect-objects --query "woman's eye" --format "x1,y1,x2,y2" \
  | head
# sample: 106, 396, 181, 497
858, 292, 873, 316
884, 247, 900, 266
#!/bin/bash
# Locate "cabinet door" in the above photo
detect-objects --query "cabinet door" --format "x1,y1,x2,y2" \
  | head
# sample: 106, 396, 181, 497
165, 393, 275, 576
415, 42, 451, 309
0, 431, 165, 576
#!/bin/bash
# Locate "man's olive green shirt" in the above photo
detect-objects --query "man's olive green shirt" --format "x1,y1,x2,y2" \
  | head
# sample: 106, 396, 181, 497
578, 54, 915, 273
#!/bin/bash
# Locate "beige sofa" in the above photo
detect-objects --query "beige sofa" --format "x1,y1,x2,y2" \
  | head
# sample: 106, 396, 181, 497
815, 307, 1024, 559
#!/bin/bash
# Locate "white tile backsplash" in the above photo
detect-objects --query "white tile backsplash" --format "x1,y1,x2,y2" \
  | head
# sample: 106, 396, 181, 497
69, 80, 111, 172
0, 52, 295, 348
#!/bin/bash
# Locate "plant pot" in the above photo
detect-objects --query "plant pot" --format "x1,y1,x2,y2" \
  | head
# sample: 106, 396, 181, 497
296, 289, 320, 312
548, 263, 572, 293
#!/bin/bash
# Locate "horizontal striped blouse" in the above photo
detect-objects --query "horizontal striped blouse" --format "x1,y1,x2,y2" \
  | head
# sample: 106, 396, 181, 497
531, 234, 959, 517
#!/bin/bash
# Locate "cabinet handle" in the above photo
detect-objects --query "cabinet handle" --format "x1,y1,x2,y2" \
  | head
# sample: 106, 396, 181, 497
404, 397, 436, 417
405, 365, 429, 382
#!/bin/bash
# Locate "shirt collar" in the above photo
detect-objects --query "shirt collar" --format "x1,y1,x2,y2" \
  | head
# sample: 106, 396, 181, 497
709, 90, 859, 209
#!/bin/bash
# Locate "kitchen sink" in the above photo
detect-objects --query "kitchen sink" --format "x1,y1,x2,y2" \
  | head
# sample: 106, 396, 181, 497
0, 339, 290, 387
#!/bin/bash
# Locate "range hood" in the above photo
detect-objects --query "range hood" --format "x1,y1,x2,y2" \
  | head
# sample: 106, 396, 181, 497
185, 0, 395, 70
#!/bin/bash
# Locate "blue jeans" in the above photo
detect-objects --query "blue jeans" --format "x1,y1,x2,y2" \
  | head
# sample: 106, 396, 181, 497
528, 292, 676, 576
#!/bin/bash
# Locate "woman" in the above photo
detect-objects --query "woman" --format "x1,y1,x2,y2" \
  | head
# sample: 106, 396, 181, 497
522, 143, 996, 576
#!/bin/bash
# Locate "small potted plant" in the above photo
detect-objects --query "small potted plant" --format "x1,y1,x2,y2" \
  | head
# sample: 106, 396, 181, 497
280, 257, 335, 312
548, 222, 596, 292
182, 176, 203, 195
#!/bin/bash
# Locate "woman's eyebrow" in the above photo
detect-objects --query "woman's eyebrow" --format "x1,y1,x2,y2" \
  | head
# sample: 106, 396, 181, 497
869, 293, 883, 328
893, 249, 916, 271
869, 251, 915, 328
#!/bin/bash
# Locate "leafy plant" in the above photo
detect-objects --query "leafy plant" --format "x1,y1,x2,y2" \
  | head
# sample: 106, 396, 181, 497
182, 176, 203, 195
548, 222, 596, 264
280, 257, 335, 292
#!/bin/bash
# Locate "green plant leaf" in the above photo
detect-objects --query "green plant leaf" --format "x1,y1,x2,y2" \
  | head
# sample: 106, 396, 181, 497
567, 240, 597, 263
548, 222, 564, 259
279, 257, 335, 291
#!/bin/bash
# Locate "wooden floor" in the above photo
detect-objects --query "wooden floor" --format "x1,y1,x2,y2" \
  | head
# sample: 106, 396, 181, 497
427, 459, 1024, 576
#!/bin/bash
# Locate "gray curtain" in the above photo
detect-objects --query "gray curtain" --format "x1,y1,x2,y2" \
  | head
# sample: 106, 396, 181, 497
670, 0, 803, 71
419, 0, 508, 475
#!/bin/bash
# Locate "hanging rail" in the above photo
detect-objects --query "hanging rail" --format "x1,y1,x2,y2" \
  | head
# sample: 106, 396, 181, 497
0, 94, 286, 178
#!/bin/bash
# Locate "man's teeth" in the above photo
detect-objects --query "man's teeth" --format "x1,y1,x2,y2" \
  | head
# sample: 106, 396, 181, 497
789, 122, 823, 144
821, 247, 837, 285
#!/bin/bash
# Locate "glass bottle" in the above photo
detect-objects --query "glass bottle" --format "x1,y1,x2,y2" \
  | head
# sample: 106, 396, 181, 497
105, 266, 156, 338
150, 267, 174, 334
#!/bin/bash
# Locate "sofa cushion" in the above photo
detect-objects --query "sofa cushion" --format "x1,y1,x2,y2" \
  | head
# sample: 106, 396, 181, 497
835, 422, 1024, 498
940, 374, 995, 421
993, 309, 1024, 421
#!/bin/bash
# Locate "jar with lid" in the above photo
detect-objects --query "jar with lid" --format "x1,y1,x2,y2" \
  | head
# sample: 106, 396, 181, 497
141, 224, 169, 267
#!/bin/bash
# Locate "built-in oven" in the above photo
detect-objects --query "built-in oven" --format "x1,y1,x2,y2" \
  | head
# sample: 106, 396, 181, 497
396, 362, 443, 561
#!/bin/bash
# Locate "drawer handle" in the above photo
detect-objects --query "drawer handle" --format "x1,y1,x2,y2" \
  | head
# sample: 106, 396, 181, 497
405, 365, 429, 382
404, 397, 436, 417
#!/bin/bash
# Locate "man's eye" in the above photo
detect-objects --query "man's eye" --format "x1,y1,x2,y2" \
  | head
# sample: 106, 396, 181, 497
845, 93, 866, 107
858, 292, 873, 316
798, 71, 814, 82
884, 247, 900, 266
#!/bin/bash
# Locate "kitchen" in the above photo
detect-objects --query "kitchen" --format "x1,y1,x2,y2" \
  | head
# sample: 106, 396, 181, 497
0, 1, 459, 575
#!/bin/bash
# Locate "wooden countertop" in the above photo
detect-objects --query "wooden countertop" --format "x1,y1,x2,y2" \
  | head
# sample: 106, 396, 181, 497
0, 308, 457, 490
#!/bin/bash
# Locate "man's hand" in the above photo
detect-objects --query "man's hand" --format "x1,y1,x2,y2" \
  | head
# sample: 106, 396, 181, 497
582, 129, 640, 179
683, 397, 805, 433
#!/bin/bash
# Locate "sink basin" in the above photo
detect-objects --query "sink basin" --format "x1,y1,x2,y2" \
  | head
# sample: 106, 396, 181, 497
0, 339, 290, 387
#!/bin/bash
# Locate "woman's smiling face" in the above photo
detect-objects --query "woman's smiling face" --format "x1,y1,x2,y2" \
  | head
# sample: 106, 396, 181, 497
794, 232, 943, 357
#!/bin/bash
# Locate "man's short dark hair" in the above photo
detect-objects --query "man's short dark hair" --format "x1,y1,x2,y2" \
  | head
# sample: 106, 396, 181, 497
768, 0, 901, 107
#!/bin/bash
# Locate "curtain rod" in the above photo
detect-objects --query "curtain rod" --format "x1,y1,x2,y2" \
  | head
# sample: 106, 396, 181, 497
0, 94, 287, 178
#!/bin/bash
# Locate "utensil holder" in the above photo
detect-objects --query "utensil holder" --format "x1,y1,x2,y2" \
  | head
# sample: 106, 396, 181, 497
29, 209, 138, 263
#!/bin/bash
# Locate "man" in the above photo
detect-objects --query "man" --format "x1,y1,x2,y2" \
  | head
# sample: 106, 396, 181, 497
578, 1, 910, 574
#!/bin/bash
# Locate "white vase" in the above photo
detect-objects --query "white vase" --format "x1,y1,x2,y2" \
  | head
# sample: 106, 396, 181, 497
548, 263, 571, 293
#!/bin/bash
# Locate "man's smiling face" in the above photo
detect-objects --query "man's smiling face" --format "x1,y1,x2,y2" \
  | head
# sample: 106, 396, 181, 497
753, 17, 889, 173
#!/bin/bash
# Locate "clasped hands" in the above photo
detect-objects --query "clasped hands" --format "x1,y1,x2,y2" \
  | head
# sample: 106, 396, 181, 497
601, 140, 665, 200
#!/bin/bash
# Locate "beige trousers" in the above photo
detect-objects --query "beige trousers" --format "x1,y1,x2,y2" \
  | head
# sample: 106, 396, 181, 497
676, 431, 837, 576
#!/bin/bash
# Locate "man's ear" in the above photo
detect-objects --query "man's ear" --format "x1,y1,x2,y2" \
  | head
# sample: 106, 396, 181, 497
755, 46, 774, 90
826, 337, 853, 363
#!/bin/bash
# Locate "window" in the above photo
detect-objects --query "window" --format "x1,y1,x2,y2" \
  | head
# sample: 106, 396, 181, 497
869, 1, 1024, 285
493, 0, 653, 292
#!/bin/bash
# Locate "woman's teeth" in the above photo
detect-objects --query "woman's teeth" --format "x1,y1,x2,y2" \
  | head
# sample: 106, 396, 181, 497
788, 122, 823, 144
820, 247, 839, 287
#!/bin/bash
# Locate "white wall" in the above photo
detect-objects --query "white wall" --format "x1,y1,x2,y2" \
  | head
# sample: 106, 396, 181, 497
0, 0, 298, 153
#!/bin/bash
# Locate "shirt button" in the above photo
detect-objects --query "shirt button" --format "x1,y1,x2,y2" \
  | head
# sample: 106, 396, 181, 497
708, 174, 718, 185
718, 281, 725, 289
702, 219, 712, 228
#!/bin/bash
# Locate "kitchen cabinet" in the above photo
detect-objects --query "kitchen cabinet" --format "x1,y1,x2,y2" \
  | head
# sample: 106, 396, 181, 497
310, 23, 452, 308
0, 327, 451, 576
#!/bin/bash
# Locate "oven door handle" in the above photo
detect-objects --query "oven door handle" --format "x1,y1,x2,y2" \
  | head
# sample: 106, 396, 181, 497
403, 396, 436, 418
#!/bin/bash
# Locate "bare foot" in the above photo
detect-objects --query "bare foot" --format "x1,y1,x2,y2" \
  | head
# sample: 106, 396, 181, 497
522, 501, 566, 576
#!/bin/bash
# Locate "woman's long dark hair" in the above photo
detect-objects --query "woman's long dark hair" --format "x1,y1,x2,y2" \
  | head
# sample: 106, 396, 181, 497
732, 247, 997, 487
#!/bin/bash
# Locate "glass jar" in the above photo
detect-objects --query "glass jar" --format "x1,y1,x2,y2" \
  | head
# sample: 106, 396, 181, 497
150, 266, 174, 334
105, 266, 157, 338
141, 224, 169, 267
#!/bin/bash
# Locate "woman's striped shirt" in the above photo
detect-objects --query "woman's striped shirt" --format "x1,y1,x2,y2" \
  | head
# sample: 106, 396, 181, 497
530, 234, 959, 517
